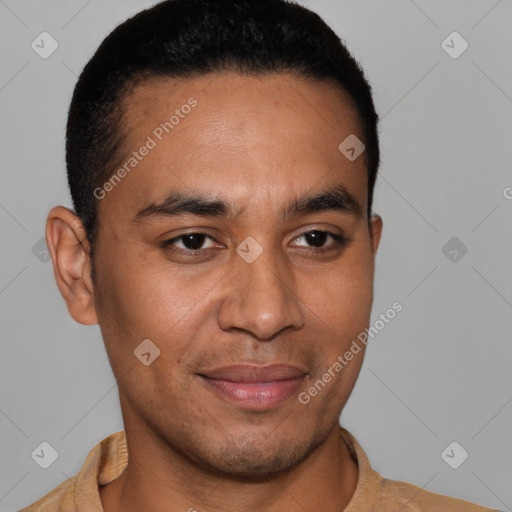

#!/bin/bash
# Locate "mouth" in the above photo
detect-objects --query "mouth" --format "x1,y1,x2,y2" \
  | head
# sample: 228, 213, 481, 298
198, 364, 308, 411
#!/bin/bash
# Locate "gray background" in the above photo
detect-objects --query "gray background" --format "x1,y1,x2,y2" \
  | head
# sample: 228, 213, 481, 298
1, 0, 511, 510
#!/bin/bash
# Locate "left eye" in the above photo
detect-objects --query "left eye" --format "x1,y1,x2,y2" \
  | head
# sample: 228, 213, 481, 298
291, 230, 347, 249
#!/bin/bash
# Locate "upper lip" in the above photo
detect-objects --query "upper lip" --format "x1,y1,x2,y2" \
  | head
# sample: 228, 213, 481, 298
199, 364, 308, 383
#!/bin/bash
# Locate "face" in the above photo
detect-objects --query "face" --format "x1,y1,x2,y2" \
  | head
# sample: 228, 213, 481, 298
61, 72, 382, 479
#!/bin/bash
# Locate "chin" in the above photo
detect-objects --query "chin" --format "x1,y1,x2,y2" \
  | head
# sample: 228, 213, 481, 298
187, 429, 325, 483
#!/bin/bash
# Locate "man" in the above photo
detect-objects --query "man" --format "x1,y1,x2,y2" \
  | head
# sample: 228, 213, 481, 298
20, 0, 499, 510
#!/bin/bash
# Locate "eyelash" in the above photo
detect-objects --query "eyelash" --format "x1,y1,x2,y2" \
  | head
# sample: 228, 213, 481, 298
161, 229, 349, 255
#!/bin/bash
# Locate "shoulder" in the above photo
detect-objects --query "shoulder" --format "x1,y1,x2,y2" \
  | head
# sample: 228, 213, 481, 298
377, 476, 501, 512
339, 428, 499, 512
18, 431, 127, 512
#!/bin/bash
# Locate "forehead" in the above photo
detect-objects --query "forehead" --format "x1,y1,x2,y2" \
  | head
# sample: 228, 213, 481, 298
121, 71, 362, 139
105, 72, 368, 218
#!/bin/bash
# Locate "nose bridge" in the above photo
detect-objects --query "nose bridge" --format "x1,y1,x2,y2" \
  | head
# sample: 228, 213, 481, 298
217, 246, 304, 340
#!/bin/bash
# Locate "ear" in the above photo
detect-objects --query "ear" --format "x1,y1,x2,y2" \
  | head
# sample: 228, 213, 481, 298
46, 206, 98, 325
369, 213, 383, 257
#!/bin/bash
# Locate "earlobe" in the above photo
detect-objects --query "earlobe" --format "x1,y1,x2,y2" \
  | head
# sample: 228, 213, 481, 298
46, 206, 98, 325
370, 214, 383, 255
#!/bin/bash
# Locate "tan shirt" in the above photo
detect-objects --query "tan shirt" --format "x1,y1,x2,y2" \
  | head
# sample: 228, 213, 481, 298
20, 428, 499, 511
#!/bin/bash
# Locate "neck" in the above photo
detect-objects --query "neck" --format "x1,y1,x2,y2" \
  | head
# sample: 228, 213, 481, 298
100, 423, 358, 512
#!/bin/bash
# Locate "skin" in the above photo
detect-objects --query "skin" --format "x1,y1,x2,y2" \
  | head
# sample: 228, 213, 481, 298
46, 72, 382, 512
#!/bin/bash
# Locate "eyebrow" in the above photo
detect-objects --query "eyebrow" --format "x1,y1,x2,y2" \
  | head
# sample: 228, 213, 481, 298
134, 184, 364, 222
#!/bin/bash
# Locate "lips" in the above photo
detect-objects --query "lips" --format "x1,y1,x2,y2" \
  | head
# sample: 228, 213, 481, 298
201, 364, 307, 382
198, 364, 308, 410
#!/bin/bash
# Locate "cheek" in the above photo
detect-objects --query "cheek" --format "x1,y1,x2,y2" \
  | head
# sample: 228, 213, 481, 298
301, 250, 374, 344
95, 242, 189, 326
93, 244, 223, 367
298, 260, 372, 413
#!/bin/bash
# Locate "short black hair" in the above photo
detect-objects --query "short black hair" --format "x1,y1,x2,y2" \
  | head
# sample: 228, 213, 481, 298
67, 0, 379, 259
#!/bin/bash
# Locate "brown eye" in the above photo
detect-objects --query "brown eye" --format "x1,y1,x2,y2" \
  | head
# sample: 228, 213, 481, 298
163, 232, 217, 252
304, 230, 328, 247
291, 230, 348, 250
179, 233, 208, 250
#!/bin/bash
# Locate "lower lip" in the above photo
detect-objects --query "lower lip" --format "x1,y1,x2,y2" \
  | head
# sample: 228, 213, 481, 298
200, 376, 305, 410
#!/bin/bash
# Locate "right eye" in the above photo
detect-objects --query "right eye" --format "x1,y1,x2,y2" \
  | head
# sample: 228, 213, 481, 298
162, 232, 220, 253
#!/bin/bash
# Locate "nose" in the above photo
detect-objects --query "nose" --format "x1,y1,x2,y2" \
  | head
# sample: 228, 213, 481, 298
217, 248, 305, 340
